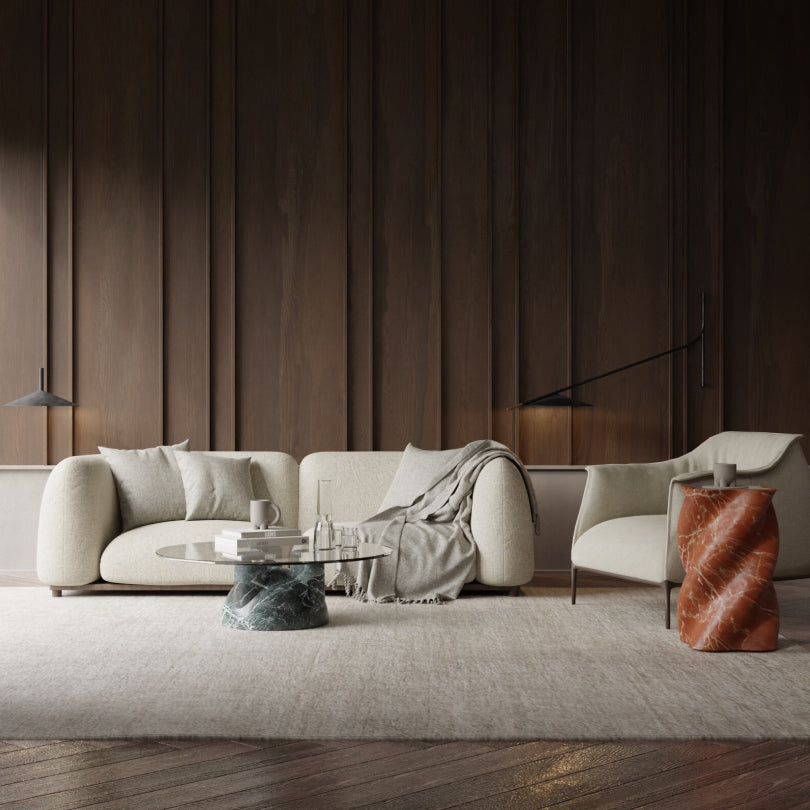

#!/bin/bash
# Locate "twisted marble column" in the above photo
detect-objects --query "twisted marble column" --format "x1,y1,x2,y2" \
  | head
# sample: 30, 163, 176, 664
677, 485, 779, 652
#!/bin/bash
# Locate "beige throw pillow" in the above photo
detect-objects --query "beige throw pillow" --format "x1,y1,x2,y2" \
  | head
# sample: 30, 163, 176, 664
99, 440, 190, 531
174, 452, 255, 521
378, 443, 462, 511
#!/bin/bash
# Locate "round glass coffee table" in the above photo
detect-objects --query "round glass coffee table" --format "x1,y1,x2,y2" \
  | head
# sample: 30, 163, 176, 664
156, 542, 391, 631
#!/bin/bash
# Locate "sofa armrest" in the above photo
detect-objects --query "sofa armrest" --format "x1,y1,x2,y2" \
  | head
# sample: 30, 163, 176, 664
470, 457, 535, 586
573, 459, 685, 544
36, 455, 121, 587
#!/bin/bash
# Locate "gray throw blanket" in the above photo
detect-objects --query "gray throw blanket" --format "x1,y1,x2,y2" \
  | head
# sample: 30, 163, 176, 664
344, 440, 537, 603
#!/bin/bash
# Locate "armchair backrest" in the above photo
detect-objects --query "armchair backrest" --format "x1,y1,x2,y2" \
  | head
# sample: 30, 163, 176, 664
683, 431, 803, 473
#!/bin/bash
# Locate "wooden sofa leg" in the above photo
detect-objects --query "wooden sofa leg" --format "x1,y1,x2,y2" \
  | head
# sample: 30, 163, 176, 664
51, 587, 62, 597
571, 567, 578, 604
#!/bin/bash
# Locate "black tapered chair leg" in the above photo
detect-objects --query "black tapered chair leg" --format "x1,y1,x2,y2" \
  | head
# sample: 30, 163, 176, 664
571, 567, 578, 605
664, 581, 673, 629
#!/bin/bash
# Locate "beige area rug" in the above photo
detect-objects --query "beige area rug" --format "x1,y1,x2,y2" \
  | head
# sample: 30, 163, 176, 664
1, 585, 808, 740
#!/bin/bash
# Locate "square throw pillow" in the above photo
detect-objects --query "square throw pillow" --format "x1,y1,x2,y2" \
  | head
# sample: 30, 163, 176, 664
174, 452, 255, 521
99, 440, 190, 531
378, 443, 463, 511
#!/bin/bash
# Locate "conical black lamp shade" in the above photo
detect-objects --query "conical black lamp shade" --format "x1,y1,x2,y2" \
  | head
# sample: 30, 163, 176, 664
4, 368, 75, 407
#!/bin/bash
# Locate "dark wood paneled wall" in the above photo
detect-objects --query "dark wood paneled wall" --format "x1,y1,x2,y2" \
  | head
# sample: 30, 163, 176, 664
1, 0, 809, 466
235, 0, 347, 459
723, 1, 810, 440
0, 0, 47, 464
72, 0, 163, 453
572, 0, 674, 463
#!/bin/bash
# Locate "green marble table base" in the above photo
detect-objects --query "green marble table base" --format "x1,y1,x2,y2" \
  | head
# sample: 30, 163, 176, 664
221, 563, 329, 631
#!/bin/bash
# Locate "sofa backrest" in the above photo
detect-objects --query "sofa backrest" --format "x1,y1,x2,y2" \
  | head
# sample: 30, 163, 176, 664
203, 451, 300, 528
298, 451, 402, 530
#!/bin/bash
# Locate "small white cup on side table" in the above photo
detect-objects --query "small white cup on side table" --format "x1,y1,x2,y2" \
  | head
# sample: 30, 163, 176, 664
713, 463, 737, 488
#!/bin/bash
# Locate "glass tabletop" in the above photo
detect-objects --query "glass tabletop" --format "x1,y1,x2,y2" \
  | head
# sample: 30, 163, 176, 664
156, 541, 392, 566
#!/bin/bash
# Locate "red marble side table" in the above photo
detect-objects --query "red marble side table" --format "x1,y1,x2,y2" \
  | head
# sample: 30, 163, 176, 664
676, 484, 780, 652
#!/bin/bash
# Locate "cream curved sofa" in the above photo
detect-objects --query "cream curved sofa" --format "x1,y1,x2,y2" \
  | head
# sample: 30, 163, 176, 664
37, 450, 536, 597
571, 432, 810, 627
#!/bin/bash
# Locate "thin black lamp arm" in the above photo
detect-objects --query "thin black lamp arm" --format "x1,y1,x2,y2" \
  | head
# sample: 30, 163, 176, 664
514, 292, 706, 408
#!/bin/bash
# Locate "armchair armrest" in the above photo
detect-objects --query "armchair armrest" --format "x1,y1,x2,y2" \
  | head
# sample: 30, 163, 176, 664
36, 455, 121, 587
663, 470, 715, 581
573, 459, 684, 544
470, 457, 535, 586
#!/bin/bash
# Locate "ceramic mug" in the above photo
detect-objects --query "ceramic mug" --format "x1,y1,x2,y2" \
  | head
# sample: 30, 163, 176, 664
713, 462, 737, 488
249, 499, 280, 529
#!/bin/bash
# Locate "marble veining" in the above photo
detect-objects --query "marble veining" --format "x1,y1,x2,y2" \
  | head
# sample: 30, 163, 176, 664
677, 485, 779, 651
222, 563, 328, 631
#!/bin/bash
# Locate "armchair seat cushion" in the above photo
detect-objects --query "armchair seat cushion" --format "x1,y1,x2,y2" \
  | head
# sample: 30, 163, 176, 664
571, 514, 669, 584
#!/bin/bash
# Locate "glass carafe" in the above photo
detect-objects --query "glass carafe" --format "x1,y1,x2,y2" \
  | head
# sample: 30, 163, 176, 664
314, 479, 334, 551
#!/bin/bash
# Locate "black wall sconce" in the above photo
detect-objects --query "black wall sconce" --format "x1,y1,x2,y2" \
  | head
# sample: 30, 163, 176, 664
509, 292, 706, 448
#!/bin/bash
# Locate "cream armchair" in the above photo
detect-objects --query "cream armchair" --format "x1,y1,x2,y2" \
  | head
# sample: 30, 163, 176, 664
571, 432, 810, 627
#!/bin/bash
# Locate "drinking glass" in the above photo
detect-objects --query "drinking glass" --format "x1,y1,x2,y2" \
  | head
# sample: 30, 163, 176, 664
340, 527, 359, 559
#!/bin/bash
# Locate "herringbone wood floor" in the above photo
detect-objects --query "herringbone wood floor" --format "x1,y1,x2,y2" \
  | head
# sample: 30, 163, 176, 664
2, 572, 809, 809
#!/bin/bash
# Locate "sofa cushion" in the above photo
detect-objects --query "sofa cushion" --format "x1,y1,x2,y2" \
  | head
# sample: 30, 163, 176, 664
175, 452, 254, 520
99, 440, 189, 531
100, 520, 238, 586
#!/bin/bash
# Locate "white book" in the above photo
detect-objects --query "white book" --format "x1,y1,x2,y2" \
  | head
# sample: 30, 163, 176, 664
214, 534, 303, 553
219, 549, 277, 562
220, 526, 301, 540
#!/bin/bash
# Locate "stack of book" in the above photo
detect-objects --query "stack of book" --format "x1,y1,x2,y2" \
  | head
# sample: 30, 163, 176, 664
214, 526, 304, 561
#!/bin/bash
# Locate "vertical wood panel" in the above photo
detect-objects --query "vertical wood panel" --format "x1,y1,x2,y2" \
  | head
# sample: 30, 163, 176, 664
518, 0, 571, 464
724, 1, 810, 447
686, 0, 724, 447
372, 0, 441, 450
669, 0, 687, 457
491, 0, 519, 451
47, 0, 75, 463
236, 0, 347, 459
73, 0, 162, 453
209, 0, 236, 450
0, 0, 46, 463
347, 0, 373, 451
164, 0, 210, 449
571, 0, 672, 464
441, 0, 491, 448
